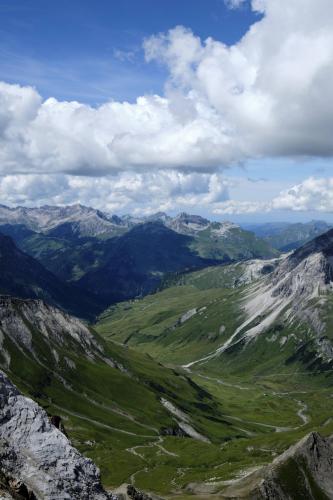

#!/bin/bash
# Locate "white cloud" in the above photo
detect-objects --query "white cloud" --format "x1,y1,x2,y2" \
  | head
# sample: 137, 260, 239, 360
213, 200, 267, 214
0, 0, 332, 181
224, 0, 247, 10
214, 176, 333, 215
214, 176, 333, 214
0, 81, 233, 176
0, 171, 230, 215
272, 177, 333, 213
1, 171, 332, 217
145, 1, 333, 160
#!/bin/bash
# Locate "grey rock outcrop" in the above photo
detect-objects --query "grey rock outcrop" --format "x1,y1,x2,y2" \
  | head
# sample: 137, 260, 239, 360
254, 432, 333, 499
222, 432, 333, 499
0, 370, 111, 499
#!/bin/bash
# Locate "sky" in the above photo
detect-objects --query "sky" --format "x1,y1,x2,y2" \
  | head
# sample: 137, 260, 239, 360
0, 0, 332, 222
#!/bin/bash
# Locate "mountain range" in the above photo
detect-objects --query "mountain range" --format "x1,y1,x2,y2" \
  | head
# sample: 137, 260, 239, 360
0, 204, 278, 313
1, 205, 333, 498
245, 220, 332, 251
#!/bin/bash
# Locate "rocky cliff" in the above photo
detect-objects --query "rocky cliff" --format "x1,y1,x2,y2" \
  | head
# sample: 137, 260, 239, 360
222, 432, 333, 499
0, 370, 112, 499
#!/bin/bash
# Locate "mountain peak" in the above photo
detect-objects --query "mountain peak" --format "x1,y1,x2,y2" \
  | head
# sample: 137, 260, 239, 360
175, 212, 210, 225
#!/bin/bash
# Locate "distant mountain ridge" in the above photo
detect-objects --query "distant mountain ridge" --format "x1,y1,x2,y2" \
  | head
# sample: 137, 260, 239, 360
0, 204, 278, 309
244, 220, 332, 251
0, 203, 127, 238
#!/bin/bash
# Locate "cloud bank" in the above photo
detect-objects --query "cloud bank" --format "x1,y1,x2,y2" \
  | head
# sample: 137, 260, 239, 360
0, 0, 332, 214
1, 173, 333, 216
0, 171, 230, 214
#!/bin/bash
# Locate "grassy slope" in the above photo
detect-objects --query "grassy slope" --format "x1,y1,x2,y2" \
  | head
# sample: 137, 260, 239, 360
191, 225, 279, 261
97, 284, 243, 365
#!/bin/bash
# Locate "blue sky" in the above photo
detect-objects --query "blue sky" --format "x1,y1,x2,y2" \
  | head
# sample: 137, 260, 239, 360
0, 0, 332, 221
0, 0, 259, 102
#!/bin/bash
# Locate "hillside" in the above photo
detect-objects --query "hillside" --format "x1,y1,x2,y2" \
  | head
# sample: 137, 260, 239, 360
0, 295, 250, 496
1, 228, 333, 497
99, 228, 333, 375
144, 212, 278, 260
2, 293, 333, 498
216, 432, 333, 498
94, 229, 333, 496
0, 370, 110, 499
0, 233, 103, 320
0, 205, 278, 309
78, 222, 219, 303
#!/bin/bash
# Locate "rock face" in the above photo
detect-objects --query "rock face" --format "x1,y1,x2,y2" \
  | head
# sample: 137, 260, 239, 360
0, 370, 111, 499
222, 432, 333, 499
254, 432, 333, 499
0, 296, 105, 370
213, 230, 333, 363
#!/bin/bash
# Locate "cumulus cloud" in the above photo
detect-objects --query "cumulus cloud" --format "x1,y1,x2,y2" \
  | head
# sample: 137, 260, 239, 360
272, 177, 333, 213
0, 171, 230, 214
214, 176, 333, 215
0, 0, 332, 181
145, 2, 333, 160
1, 171, 332, 216
213, 177, 333, 215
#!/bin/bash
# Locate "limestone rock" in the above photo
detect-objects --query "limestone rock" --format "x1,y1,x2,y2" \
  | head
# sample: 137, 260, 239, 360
0, 370, 111, 499
222, 432, 333, 499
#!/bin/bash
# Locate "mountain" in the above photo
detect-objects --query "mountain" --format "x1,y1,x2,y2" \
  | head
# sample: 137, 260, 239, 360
245, 220, 332, 251
0, 206, 278, 293
0, 204, 128, 238
242, 222, 291, 238
202, 227, 333, 373
189, 220, 278, 261
99, 227, 333, 374
78, 221, 217, 303
166, 212, 211, 235
0, 295, 240, 496
145, 212, 279, 261
2, 228, 333, 497
0, 232, 103, 320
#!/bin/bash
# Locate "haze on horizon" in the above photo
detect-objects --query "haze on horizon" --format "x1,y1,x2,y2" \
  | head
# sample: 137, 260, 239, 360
0, 0, 332, 223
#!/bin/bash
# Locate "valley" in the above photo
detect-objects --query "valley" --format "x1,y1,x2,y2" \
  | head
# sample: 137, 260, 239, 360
93, 230, 333, 497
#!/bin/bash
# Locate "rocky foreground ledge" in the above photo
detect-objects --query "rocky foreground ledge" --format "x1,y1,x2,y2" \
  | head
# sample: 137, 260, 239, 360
0, 370, 113, 499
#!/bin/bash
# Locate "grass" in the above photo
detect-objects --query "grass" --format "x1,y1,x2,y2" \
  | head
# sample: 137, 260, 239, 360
96, 279, 245, 365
